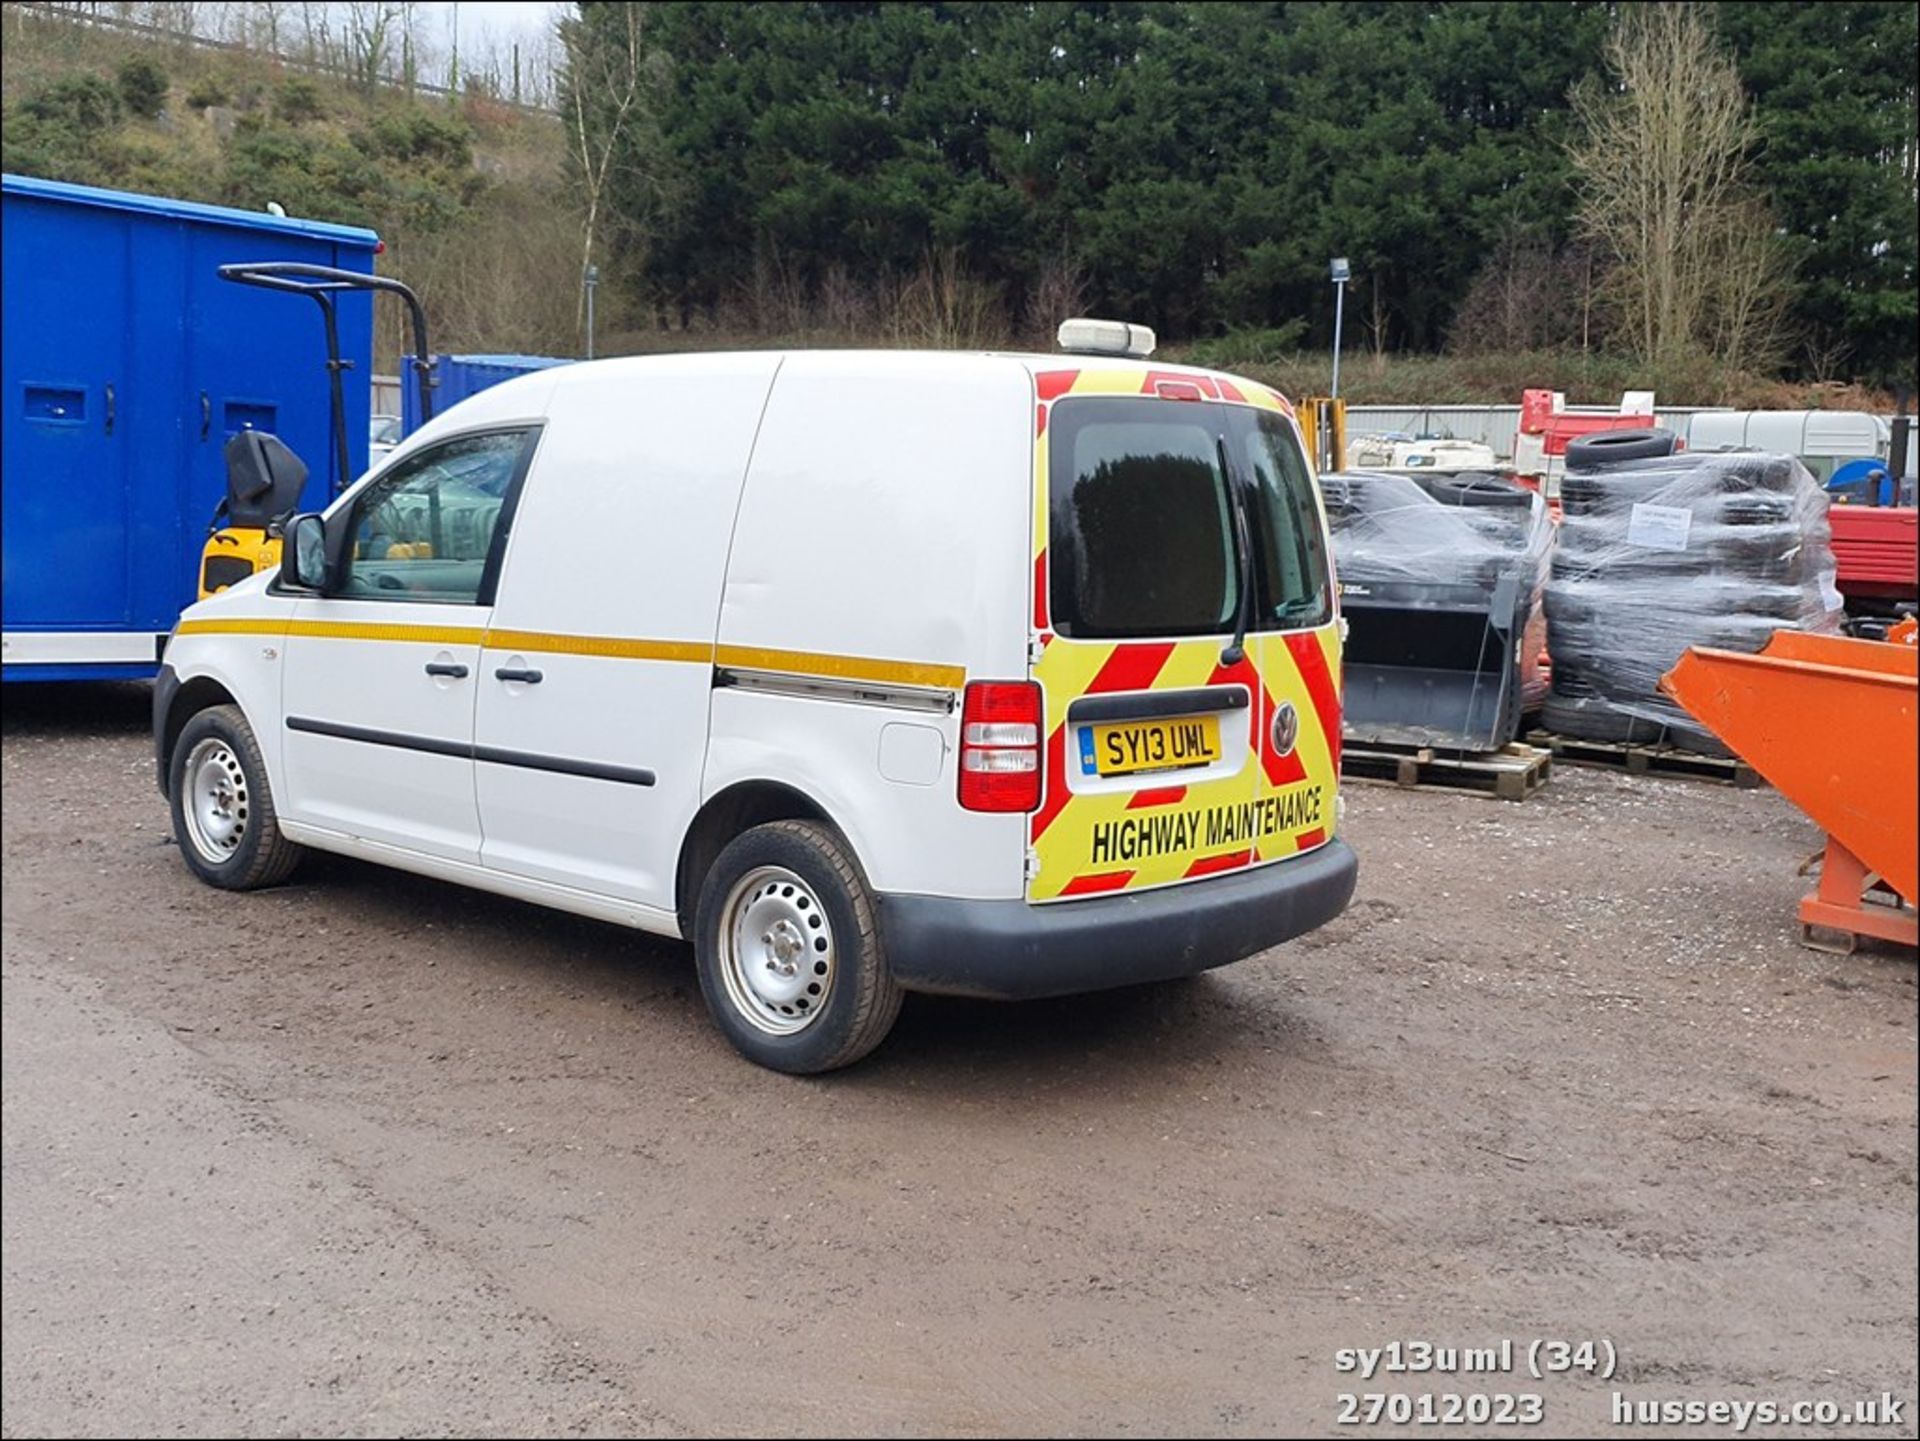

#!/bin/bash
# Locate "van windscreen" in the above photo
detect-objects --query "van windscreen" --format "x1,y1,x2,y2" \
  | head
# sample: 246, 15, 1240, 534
1046, 397, 1330, 639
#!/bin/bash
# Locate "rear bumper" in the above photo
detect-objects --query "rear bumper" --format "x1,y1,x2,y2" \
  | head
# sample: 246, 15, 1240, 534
875, 838, 1358, 1000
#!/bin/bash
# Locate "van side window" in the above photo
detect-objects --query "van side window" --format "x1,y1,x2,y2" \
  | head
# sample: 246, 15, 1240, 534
1243, 414, 1333, 629
338, 430, 530, 605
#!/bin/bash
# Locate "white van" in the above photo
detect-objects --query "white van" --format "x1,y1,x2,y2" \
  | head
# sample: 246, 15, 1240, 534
154, 329, 1358, 1071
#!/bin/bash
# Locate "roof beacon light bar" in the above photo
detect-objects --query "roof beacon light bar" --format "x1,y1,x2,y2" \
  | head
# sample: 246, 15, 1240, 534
1057, 317, 1156, 360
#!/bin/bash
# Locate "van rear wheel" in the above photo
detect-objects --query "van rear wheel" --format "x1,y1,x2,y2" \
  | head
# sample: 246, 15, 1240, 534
694, 820, 901, 1074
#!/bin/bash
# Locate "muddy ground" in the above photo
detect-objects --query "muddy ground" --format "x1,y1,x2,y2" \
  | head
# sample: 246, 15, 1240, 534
2, 684, 1914, 1438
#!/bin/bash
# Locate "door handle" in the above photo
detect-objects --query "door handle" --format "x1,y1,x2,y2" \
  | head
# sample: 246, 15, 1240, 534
104, 383, 115, 436
424, 662, 469, 678
200, 392, 211, 440
493, 667, 543, 684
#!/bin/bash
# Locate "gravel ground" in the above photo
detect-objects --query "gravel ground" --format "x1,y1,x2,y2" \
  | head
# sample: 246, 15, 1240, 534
3, 683, 1915, 1438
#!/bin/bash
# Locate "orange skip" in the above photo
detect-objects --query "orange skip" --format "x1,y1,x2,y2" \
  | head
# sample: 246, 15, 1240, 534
1660, 628, 1918, 953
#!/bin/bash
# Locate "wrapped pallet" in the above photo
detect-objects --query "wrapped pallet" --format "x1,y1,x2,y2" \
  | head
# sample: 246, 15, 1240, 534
1327, 470, 1553, 752
1542, 449, 1843, 753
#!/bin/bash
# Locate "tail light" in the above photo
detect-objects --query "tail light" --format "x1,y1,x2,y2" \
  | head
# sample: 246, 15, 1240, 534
958, 681, 1042, 812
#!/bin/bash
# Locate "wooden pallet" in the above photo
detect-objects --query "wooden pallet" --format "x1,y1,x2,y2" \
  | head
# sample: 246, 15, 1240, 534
1341, 740, 1552, 801
1523, 730, 1761, 788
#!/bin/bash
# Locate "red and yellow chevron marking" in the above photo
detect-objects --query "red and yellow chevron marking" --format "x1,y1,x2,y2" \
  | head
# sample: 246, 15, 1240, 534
1024, 623, 1340, 901
1247, 625, 1343, 866
1024, 361, 1335, 903
1029, 363, 1295, 415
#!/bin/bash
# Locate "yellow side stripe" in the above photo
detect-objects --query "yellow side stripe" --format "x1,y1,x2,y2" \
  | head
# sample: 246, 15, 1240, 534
173, 619, 962, 690
715, 644, 965, 692
176, 617, 291, 638
484, 628, 710, 664
177, 617, 488, 645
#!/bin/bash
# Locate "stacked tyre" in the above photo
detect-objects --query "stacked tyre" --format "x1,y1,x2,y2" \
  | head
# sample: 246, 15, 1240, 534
1541, 434, 1840, 754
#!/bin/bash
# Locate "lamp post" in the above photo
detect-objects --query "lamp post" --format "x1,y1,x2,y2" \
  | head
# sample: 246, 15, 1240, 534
584, 263, 600, 360
1329, 256, 1351, 401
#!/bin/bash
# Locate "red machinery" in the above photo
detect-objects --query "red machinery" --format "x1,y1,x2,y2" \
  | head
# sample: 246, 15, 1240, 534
1511, 388, 1662, 503
1827, 504, 1918, 606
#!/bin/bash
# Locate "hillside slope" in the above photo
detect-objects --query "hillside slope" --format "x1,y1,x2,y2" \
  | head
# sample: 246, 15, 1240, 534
1, 4, 577, 366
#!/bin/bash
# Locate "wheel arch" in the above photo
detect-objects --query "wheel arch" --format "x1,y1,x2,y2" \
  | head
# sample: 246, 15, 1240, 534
674, 779, 848, 937
158, 673, 241, 798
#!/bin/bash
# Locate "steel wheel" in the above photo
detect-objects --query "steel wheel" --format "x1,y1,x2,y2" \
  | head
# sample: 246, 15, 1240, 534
717, 865, 836, 1035
181, 736, 249, 864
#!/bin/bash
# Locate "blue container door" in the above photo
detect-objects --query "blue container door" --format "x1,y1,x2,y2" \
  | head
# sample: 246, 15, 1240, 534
170, 227, 367, 624
1, 199, 133, 630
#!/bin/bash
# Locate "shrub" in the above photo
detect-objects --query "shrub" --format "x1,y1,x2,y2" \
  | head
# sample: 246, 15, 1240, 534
186, 76, 230, 110
20, 75, 123, 133
0, 103, 100, 183
364, 105, 473, 168
224, 117, 390, 230
276, 77, 324, 124
1180, 322, 1310, 370
116, 57, 169, 120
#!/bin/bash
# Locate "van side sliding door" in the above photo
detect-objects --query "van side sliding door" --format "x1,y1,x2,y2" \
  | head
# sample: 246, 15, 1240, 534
472, 357, 781, 915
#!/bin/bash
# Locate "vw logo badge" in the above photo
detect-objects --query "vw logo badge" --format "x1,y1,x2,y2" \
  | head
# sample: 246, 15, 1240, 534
1271, 701, 1300, 756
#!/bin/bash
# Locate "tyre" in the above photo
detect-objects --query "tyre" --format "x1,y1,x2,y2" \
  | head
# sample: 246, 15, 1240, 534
1425, 470, 1535, 509
693, 819, 903, 1074
168, 704, 305, 890
1539, 692, 1664, 744
1564, 427, 1679, 470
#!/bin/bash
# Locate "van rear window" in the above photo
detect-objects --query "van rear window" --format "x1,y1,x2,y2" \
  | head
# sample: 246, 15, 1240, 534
1046, 397, 1330, 639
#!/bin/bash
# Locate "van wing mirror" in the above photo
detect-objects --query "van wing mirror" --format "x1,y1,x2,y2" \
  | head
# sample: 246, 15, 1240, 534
281, 513, 329, 592
222, 431, 310, 531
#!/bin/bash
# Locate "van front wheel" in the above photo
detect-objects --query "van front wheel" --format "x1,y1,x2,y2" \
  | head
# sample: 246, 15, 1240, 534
168, 704, 305, 890
694, 820, 902, 1074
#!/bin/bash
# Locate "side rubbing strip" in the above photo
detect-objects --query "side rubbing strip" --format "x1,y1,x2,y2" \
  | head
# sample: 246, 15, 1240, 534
715, 668, 955, 715
286, 717, 655, 787
472, 746, 655, 787
286, 716, 469, 758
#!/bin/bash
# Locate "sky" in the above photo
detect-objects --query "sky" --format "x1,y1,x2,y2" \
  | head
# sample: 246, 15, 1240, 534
391, 2, 573, 56
297, 1, 574, 102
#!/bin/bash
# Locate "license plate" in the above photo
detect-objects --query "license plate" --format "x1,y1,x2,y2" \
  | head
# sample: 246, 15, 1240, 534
1080, 714, 1222, 777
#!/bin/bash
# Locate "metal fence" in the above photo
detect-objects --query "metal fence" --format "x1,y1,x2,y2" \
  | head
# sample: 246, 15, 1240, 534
8, 1, 561, 116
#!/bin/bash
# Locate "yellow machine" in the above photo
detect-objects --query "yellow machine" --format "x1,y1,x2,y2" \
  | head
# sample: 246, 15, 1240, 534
197, 431, 309, 599
198, 534, 282, 598
1297, 395, 1348, 474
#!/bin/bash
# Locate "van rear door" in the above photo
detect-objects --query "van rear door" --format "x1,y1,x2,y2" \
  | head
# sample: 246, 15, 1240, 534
1026, 377, 1338, 901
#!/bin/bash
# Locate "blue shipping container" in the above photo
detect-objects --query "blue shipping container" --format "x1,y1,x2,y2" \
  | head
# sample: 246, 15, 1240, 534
401, 353, 572, 434
2, 175, 379, 681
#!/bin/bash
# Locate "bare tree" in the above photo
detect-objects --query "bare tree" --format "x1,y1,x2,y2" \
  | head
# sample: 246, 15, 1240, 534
1708, 197, 1797, 374
1025, 248, 1088, 349
559, 5, 671, 344
1569, 4, 1794, 366
342, 1, 398, 90
1364, 270, 1391, 362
